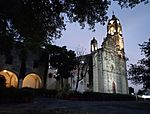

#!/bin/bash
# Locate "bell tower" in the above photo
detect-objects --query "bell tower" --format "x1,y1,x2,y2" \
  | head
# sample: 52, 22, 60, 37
103, 14, 125, 58
100, 14, 128, 94
90, 37, 98, 52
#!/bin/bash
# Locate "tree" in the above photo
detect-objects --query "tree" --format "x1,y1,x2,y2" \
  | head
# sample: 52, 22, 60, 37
129, 87, 134, 95
0, 0, 149, 50
128, 38, 150, 90
137, 89, 144, 95
46, 44, 76, 88
74, 56, 89, 91
72, 47, 89, 91
18, 44, 27, 79
0, 75, 6, 88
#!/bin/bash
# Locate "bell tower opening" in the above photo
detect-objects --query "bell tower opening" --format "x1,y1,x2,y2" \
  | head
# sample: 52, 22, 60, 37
106, 14, 125, 57
107, 14, 122, 36
90, 37, 98, 52
112, 81, 116, 94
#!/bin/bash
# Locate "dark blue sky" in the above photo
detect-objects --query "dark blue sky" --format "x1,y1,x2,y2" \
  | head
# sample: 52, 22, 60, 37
54, 2, 150, 92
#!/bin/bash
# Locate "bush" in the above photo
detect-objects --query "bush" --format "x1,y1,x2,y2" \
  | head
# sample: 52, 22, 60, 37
0, 88, 34, 104
64, 91, 136, 101
33, 88, 58, 98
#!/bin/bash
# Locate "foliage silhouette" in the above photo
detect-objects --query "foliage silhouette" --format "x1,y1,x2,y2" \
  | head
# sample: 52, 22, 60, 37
46, 44, 76, 88
0, 0, 149, 50
128, 38, 150, 90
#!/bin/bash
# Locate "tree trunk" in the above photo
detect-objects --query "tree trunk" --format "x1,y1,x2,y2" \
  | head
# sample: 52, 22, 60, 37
19, 59, 26, 79
19, 48, 27, 80
75, 67, 80, 91
61, 76, 64, 89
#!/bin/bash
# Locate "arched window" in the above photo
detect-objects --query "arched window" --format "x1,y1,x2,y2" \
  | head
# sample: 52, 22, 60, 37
22, 73, 42, 88
0, 70, 18, 88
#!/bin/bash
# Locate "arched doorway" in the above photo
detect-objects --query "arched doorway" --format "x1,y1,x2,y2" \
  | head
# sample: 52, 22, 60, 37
22, 73, 42, 88
112, 81, 116, 93
0, 70, 18, 88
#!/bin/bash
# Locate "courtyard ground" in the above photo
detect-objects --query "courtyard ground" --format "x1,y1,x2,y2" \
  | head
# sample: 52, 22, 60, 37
0, 97, 150, 114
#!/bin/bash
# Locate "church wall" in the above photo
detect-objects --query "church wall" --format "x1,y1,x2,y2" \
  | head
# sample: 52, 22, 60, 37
46, 68, 57, 90
0, 45, 48, 88
114, 55, 122, 93
91, 45, 128, 94
102, 49, 114, 93
98, 50, 104, 92
101, 48, 128, 94
120, 60, 129, 94
114, 54, 128, 94
92, 51, 100, 92
0, 47, 22, 76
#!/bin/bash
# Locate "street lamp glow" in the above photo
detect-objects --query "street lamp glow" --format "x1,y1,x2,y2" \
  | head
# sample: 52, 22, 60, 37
80, 60, 84, 64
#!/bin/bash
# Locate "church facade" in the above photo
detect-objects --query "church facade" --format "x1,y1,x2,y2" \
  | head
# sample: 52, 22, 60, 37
0, 14, 128, 94
69, 15, 129, 94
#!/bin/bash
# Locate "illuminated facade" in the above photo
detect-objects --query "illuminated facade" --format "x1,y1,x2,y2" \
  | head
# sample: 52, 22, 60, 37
92, 14, 128, 94
70, 15, 128, 94
0, 15, 128, 94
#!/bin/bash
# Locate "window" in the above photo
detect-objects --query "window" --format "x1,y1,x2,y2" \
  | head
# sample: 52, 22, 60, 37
111, 65, 114, 72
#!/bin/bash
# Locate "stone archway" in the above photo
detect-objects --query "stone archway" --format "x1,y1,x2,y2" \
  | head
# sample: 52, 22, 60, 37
0, 70, 18, 88
22, 73, 42, 88
112, 81, 116, 94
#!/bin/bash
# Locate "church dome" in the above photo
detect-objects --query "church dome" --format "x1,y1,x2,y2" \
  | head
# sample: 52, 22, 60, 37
107, 14, 122, 36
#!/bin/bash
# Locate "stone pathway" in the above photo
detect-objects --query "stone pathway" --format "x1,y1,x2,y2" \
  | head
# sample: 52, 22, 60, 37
0, 97, 150, 114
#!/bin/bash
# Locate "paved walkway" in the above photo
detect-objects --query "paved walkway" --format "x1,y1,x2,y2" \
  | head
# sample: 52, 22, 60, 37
0, 97, 150, 114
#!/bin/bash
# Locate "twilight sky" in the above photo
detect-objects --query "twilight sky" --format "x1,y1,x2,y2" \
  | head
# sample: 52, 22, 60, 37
54, 2, 150, 92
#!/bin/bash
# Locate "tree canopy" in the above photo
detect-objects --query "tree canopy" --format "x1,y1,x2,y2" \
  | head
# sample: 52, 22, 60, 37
128, 38, 150, 90
46, 44, 76, 79
0, 0, 149, 50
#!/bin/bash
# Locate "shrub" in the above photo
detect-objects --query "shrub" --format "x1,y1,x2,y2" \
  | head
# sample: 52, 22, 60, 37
32, 88, 58, 98
64, 91, 136, 101
0, 88, 34, 104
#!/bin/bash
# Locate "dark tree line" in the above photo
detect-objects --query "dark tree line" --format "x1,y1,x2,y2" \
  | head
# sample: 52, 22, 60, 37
0, 0, 148, 50
128, 38, 150, 90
